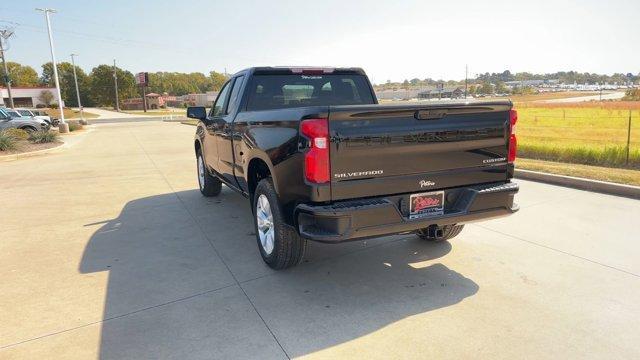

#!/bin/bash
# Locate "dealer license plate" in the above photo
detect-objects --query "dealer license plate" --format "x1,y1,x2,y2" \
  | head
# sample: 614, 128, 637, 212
409, 191, 444, 219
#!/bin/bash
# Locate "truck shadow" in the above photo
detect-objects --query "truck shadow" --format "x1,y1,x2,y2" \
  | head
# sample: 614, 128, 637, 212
80, 188, 478, 359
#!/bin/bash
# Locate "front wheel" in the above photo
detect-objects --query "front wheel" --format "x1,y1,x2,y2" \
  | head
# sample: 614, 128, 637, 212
196, 151, 222, 197
253, 178, 306, 269
416, 224, 464, 242
20, 126, 37, 133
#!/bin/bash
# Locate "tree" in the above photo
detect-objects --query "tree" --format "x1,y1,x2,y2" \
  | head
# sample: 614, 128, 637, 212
477, 82, 494, 95
495, 81, 508, 94
0, 62, 39, 86
38, 90, 54, 106
88, 64, 136, 107
41, 62, 93, 107
147, 72, 206, 95
209, 71, 228, 91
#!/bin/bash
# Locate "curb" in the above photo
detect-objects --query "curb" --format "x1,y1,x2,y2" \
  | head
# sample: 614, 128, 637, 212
515, 169, 640, 199
0, 128, 94, 162
0, 141, 67, 162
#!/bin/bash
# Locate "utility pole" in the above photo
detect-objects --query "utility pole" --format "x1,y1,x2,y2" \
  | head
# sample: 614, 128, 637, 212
36, 8, 68, 132
113, 59, 120, 111
0, 29, 15, 108
70, 54, 85, 124
626, 110, 632, 165
464, 64, 468, 99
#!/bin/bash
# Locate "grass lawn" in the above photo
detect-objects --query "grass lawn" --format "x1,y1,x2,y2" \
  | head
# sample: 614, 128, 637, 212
517, 103, 640, 169
516, 158, 640, 186
44, 108, 98, 119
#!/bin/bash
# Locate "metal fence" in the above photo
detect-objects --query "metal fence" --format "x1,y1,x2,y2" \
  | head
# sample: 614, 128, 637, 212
517, 108, 639, 168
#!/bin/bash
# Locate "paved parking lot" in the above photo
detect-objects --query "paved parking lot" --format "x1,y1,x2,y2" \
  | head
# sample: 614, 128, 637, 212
1, 121, 639, 359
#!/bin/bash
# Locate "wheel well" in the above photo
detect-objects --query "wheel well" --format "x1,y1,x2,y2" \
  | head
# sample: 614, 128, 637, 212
248, 158, 271, 201
20, 126, 36, 131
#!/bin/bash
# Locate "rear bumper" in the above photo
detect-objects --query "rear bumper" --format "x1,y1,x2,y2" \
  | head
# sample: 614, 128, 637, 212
295, 181, 519, 243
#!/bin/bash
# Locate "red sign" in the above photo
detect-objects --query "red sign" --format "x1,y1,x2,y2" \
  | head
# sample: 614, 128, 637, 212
135, 72, 148, 86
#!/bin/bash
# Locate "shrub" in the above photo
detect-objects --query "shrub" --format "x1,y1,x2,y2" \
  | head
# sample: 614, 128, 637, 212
49, 103, 59, 109
0, 130, 19, 151
623, 88, 640, 101
4, 128, 29, 140
67, 120, 83, 132
29, 130, 60, 144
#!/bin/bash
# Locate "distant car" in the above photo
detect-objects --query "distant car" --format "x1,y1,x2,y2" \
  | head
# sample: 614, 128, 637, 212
0, 108, 51, 132
15, 108, 53, 126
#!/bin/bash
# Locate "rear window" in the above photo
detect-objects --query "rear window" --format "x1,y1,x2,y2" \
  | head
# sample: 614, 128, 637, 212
246, 74, 375, 111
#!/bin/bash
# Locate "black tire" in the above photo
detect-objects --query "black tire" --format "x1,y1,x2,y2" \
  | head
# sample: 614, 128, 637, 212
20, 126, 37, 133
196, 150, 222, 197
416, 224, 464, 242
253, 178, 306, 270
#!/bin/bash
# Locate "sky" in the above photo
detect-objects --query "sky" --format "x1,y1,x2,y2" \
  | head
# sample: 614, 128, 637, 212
0, 0, 639, 84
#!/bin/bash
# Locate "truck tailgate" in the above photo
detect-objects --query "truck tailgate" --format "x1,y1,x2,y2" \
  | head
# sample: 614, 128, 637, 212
328, 102, 512, 200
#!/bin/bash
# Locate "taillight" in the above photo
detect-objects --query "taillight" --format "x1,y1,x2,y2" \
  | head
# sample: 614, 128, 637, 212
300, 118, 330, 183
508, 109, 518, 163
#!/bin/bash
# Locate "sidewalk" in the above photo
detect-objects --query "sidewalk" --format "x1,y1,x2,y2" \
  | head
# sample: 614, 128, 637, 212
81, 108, 149, 119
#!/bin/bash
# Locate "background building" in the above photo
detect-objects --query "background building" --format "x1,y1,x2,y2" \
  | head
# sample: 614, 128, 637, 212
417, 87, 464, 99
0, 86, 61, 107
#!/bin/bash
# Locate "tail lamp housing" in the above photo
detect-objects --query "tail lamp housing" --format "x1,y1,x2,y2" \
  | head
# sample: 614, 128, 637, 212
300, 118, 330, 183
508, 109, 518, 163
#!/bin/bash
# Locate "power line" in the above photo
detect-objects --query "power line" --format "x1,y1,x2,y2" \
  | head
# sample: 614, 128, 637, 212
0, 19, 187, 53
0, 18, 283, 65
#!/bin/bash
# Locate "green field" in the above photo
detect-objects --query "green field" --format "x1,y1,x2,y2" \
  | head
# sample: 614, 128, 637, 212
517, 103, 640, 169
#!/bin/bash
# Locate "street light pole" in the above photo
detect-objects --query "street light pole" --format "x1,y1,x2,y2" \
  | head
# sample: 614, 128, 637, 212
464, 64, 468, 99
70, 53, 86, 124
36, 8, 68, 132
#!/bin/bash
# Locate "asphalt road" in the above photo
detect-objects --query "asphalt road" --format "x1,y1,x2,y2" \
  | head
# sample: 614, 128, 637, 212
1, 121, 639, 359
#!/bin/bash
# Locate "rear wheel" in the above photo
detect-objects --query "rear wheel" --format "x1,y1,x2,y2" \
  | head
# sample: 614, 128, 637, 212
253, 178, 306, 269
416, 224, 464, 242
196, 151, 222, 197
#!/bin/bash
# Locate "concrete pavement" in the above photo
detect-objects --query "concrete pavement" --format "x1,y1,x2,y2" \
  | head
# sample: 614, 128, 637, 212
82, 108, 149, 119
1, 121, 639, 359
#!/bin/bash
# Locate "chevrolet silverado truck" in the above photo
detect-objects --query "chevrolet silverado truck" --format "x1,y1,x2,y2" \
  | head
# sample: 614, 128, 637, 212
187, 67, 519, 269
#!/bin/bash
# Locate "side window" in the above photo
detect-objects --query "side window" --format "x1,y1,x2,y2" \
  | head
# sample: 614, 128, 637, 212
211, 80, 232, 117
226, 75, 245, 114
0, 112, 7, 120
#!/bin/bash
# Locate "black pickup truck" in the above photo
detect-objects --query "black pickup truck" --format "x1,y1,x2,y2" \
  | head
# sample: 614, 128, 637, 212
187, 67, 519, 269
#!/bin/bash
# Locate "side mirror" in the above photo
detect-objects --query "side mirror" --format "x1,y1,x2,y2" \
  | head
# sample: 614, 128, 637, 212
187, 106, 207, 120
